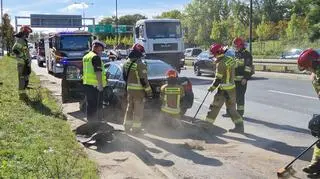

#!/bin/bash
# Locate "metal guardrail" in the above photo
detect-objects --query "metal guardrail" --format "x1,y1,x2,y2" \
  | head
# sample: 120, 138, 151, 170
184, 57, 299, 73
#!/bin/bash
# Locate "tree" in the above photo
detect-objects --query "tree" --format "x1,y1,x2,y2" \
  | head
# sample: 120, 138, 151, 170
1, 13, 14, 54
210, 20, 230, 44
118, 14, 147, 25
256, 15, 274, 40
99, 17, 114, 25
286, 13, 307, 40
307, 3, 320, 41
156, 10, 182, 19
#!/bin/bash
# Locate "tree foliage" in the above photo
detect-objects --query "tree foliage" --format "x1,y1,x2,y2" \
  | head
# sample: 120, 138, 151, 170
156, 10, 183, 19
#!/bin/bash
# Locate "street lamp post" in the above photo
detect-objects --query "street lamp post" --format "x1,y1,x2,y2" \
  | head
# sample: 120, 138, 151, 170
115, 0, 119, 46
249, 0, 253, 54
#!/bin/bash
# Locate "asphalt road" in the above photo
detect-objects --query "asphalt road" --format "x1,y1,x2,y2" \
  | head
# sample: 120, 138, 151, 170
31, 60, 320, 179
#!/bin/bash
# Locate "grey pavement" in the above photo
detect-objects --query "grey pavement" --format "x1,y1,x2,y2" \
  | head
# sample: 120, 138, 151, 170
31, 60, 319, 179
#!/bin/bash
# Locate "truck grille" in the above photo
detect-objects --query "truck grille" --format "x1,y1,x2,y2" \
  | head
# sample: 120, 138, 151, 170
153, 43, 178, 51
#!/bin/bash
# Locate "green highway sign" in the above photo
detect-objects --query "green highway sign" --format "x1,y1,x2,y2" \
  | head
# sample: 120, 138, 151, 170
88, 24, 132, 33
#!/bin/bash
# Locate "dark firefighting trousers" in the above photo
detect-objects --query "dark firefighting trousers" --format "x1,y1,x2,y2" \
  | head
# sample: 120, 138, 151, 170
235, 81, 247, 116
84, 85, 103, 122
17, 61, 31, 92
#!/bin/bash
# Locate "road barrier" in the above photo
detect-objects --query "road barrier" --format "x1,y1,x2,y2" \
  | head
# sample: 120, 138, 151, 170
184, 57, 304, 74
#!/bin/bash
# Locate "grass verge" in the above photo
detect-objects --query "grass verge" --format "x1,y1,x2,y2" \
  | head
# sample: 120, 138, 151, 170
0, 57, 98, 178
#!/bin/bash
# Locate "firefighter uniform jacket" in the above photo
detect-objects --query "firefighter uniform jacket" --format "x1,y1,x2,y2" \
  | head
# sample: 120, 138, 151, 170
123, 58, 152, 98
12, 37, 30, 64
211, 55, 236, 90
160, 84, 185, 115
234, 49, 253, 81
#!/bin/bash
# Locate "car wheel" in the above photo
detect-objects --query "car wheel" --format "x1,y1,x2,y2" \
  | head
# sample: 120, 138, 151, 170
180, 108, 187, 116
61, 79, 69, 103
38, 60, 44, 67
194, 65, 201, 76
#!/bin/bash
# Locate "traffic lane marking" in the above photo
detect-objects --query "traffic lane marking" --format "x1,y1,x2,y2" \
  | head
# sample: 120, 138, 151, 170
268, 90, 318, 100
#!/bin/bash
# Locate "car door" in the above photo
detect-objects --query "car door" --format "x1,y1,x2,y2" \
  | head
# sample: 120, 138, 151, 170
202, 52, 214, 73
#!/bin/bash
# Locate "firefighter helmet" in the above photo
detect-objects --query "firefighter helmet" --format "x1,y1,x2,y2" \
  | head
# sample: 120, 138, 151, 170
233, 37, 245, 49
132, 43, 145, 53
20, 25, 32, 34
297, 49, 320, 71
166, 69, 178, 78
210, 43, 225, 57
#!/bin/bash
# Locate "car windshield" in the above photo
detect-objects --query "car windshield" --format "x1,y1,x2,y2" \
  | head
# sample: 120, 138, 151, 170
59, 35, 91, 51
146, 22, 182, 39
147, 61, 174, 78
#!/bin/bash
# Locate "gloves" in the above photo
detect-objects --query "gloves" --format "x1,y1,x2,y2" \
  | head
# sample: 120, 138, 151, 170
208, 86, 216, 92
97, 84, 103, 92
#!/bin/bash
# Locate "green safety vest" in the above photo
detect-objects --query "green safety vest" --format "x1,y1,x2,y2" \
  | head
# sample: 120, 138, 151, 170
82, 51, 107, 87
161, 87, 181, 115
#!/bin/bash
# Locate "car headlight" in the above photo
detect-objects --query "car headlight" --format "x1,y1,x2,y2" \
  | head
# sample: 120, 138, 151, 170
66, 66, 81, 80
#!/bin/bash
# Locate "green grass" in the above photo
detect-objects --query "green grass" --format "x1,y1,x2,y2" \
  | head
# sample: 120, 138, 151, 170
0, 57, 98, 178
252, 40, 320, 58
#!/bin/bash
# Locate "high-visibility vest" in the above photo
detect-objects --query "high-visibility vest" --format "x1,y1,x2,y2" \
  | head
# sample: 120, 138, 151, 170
161, 87, 182, 115
82, 51, 107, 87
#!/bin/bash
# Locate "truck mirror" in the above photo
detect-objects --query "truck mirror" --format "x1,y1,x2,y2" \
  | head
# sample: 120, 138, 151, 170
135, 27, 139, 38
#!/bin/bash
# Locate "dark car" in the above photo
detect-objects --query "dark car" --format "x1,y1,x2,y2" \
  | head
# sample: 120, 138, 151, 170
80, 59, 194, 120
193, 51, 215, 76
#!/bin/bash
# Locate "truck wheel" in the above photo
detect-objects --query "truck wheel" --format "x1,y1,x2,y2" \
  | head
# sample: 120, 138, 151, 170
79, 98, 87, 113
61, 79, 69, 103
180, 108, 187, 116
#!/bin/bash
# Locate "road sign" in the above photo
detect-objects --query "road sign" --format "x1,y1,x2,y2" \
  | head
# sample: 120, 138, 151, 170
30, 14, 82, 28
88, 25, 112, 33
88, 25, 132, 33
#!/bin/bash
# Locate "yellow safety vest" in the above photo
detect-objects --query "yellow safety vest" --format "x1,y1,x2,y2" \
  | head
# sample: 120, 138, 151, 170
82, 51, 107, 87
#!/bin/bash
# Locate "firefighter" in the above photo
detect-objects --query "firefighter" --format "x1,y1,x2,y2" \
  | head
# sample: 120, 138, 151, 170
159, 69, 185, 128
297, 49, 320, 174
223, 37, 253, 117
12, 25, 32, 100
123, 43, 152, 133
82, 40, 107, 122
196, 43, 244, 133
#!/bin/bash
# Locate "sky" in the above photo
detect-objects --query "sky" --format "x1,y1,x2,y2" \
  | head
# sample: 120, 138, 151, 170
5, 0, 191, 32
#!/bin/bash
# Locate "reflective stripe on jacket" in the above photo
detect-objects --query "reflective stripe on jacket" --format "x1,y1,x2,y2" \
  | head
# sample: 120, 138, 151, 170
82, 51, 107, 87
161, 84, 184, 115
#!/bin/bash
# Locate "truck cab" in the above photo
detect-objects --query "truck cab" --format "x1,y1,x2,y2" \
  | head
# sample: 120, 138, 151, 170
44, 31, 93, 103
134, 19, 184, 72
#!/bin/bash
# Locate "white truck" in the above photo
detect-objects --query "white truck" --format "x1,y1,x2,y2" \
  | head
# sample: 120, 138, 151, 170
134, 19, 184, 72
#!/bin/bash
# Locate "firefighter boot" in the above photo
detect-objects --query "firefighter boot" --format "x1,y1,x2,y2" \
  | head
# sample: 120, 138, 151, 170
229, 122, 244, 133
303, 161, 320, 174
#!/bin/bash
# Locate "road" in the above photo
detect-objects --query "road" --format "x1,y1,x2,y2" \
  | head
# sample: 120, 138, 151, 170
32, 60, 320, 179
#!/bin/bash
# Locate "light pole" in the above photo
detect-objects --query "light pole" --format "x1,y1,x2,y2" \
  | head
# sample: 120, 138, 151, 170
115, 0, 119, 46
249, 0, 253, 54
73, 2, 93, 31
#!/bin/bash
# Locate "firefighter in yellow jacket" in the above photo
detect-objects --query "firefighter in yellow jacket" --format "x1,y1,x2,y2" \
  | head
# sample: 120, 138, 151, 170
197, 43, 244, 133
123, 43, 152, 133
12, 25, 32, 100
159, 69, 185, 128
297, 49, 320, 175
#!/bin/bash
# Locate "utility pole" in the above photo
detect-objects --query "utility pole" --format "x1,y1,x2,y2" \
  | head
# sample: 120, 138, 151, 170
115, 0, 119, 46
249, 0, 253, 54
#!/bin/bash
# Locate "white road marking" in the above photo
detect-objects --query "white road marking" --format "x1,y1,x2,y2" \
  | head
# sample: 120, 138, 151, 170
268, 90, 318, 100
